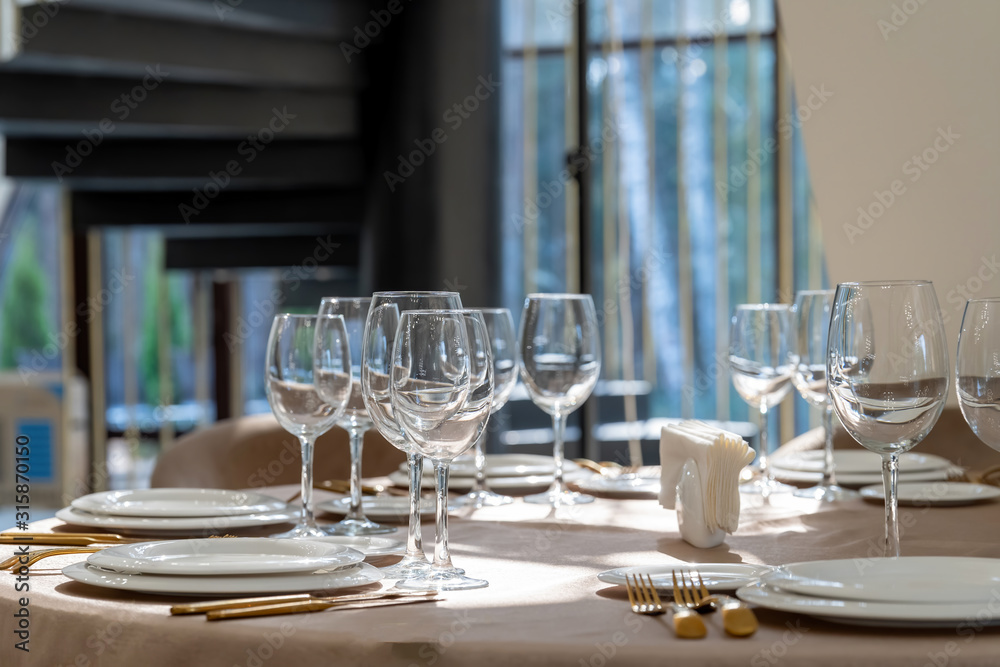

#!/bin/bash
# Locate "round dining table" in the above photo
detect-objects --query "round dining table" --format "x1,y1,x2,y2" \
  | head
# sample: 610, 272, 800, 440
4, 429, 1000, 667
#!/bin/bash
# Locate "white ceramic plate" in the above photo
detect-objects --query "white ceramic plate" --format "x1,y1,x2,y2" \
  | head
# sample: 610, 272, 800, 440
63, 561, 383, 597
761, 557, 1000, 604
87, 538, 363, 576
411, 454, 581, 478
388, 468, 593, 492
71, 488, 289, 518
574, 476, 661, 497
316, 496, 436, 521
771, 467, 952, 488
737, 581, 1000, 628
55, 506, 297, 536
307, 535, 405, 556
858, 481, 1000, 507
771, 450, 951, 475
597, 563, 774, 590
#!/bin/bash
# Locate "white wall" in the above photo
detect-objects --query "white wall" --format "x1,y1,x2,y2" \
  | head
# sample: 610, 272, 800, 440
776, 0, 1000, 371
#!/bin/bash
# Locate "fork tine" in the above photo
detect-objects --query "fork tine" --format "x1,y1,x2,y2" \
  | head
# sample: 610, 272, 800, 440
695, 571, 711, 602
624, 575, 638, 609
674, 570, 691, 606
633, 575, 649, 608
682, 571, 697, 605
671, 570, 682, 604
644, 574, 664, 610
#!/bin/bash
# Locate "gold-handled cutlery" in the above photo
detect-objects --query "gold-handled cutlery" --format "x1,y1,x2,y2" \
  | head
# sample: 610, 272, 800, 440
205, 592, 442, 620
2, 547, 104, 570
626, 573, 706, 639
171, 590, 438, 615
673, 570, 758, 637
0, 532, 146, 546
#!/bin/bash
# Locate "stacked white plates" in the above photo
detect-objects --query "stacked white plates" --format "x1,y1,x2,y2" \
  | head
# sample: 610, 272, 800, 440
770, 450, 954, 488
387, 454, 593, 492
738, 557, 1000, 627
57, 488, 298, 536
63, 537, 382, 596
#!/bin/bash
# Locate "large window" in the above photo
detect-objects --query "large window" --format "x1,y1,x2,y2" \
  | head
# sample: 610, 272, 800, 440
501, 0, 828, 453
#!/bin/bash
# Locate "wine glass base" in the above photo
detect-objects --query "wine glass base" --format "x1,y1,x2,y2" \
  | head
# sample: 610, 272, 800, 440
739, 477, 796, 495
378, 556, 434, 579
323, 517, 397, 536
453, 490, 514, 508
270, 523, 331, 539
524, 489, 595, 506
394, 569, 488, 591
793, 484, 859, 502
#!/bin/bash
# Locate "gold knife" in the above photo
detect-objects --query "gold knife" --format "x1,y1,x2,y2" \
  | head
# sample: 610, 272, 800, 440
206, 594, 441, 620
171, 590, 437, 615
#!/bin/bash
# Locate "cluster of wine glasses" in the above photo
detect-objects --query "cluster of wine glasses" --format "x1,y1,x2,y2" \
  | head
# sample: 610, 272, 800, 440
264, 291, 603, 590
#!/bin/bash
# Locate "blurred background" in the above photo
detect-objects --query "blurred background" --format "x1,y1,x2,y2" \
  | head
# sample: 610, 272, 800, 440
0, 0, 828, 517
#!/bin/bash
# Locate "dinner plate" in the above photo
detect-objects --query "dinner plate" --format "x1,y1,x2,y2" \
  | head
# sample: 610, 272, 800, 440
63, 561, 383, 597
771, 450, 951, 475
55, 506, 297, 536
771, 467, 952, 488
388, 468, 593, 492
316, 496, 436, 521
858, 481, 1000, 507
71, 488, 289, 518
597, 563, 773, 590
410, 454, 581, 478
761, 557, 1000, 604
737, 581, 1000, 628
308, 535, 405, 556
574, 475, 661, 497
87, 538, 363, 576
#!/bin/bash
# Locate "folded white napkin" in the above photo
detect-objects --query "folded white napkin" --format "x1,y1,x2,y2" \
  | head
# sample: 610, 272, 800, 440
658, 421, 755, 534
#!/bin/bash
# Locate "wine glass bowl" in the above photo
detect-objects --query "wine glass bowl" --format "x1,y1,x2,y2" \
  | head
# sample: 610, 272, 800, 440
956, 298, 1000, 452
827, 280, 949, 557
729, 303, 796, 496
518, 294, 601, 506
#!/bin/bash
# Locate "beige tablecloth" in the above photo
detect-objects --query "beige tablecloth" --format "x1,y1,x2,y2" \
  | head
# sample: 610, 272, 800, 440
4, 472, 1000, 667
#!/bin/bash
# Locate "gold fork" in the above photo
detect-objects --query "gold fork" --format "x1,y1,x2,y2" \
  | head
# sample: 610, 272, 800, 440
2, 547, 104, 570
627, 574, 705, 639
675, 570, 758, 637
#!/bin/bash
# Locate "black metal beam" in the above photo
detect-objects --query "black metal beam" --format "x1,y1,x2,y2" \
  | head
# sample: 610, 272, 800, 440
5, 4, 362, 89
165, 235, 359, 270
4, 138, 364, 189
0, 72, 356, 139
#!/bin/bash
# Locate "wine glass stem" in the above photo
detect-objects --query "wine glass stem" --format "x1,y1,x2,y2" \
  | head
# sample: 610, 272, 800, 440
552, 411, 567, 495
881, 453, 901, 558
471, 437, 488, 494
758, 403, 771, 481
346, 427, 365, 521
821, 402, 838, 488
405, 451, 425, 559
432, 461, 454, 570
298, 435, 319, 529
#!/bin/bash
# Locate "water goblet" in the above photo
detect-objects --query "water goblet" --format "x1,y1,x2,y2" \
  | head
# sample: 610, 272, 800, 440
956, 298, 1000, 452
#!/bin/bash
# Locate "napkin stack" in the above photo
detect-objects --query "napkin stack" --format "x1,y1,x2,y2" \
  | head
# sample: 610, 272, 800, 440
658, 421, 755, 534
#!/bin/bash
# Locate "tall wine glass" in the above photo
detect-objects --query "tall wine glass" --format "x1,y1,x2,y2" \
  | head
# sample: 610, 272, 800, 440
956, 298, 1000, 452
391, 310, 493, 591
316, 297, 394, 535
828, 281, 949, 557
361, 291, 462, 577
455, 308, 518, 508
266, 314, 351, 538
518, 294, 601, 506
791, 290, 856, 501
729, 304, 796, 496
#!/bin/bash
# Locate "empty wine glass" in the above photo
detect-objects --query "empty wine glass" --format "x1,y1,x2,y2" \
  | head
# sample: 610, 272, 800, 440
391, 310, 493, 591
316, 297, 394, 536
361, 291, 462, 578
956, 298, 1000, 452
518, 294, 601, 506
729, 304, 796, 496
791, 290, 856, 501
455, 308, 518, 508
266, 314, 351, 538
828, 281, 949, 557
